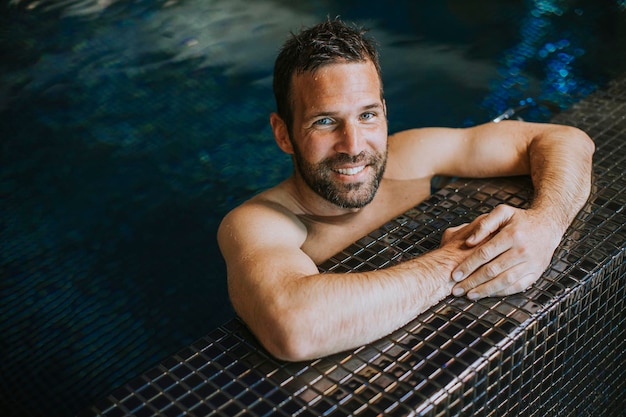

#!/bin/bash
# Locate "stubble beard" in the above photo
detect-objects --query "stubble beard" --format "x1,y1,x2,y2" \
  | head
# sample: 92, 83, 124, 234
292, 147, 388, 209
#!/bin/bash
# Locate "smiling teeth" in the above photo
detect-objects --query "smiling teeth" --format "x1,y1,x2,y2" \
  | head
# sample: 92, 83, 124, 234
336, 166, 365, 175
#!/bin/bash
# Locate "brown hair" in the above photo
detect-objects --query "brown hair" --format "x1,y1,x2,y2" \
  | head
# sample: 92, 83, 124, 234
272, 18, 383, 134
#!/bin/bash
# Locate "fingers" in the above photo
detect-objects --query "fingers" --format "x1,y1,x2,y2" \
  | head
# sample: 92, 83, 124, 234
452, 231, 513, 282
465, 205, 515, 246
451, 242, 545, 299
440, 222, 470, 245
454, 267, 538, 299
452, 248, 518, 297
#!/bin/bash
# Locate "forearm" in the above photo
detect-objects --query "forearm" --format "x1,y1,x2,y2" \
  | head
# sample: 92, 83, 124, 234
259, 248, 459, 361
528, 125, 594, 235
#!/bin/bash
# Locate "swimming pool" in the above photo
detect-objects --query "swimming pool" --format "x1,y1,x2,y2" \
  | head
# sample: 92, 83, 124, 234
1, 0, 624, 415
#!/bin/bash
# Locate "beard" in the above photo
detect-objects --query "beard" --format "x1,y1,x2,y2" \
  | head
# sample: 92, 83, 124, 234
291, 145, 387, 209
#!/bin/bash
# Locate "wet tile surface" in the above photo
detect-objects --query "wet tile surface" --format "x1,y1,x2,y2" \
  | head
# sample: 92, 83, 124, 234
80, 75, 625, 416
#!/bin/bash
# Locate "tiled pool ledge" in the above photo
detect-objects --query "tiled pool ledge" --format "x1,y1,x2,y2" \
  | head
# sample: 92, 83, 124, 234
80, 75, 626, 417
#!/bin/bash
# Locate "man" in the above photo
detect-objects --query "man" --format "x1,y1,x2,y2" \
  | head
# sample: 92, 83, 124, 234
217, 19, 594, 361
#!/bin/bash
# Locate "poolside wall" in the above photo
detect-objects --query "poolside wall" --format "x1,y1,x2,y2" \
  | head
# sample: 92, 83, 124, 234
80, 74, 625, 416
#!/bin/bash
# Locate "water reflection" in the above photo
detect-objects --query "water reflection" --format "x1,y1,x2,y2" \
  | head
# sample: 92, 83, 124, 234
8, 0, 499, 96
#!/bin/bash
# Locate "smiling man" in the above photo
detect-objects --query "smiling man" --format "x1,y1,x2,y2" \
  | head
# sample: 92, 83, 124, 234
280, 62, 387, 211
217, 19, 594, 361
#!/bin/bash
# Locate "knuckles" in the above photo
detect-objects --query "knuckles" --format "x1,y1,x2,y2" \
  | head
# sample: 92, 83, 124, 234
494, 204, 515, 216
483, 262, 501, 279
509, 227, 528, 244
476, 244, 494, 261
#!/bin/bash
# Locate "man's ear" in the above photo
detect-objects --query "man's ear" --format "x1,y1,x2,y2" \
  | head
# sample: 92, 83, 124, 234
270, 112, 294, 155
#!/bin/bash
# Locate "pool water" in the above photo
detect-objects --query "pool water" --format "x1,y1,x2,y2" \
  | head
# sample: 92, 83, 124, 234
1, 0, 624, 415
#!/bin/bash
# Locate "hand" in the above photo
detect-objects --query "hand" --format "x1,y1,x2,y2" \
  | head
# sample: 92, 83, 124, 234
433, 222, 480, 295
450, 204, 562, 299
438, 222, 483, 266
440, 222, 472, 245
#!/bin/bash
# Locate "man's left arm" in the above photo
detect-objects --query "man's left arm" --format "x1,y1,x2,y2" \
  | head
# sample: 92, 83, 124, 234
448, 121, 595, 299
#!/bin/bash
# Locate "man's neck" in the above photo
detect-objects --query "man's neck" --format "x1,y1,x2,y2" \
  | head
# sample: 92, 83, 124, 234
286, 175, 365, 218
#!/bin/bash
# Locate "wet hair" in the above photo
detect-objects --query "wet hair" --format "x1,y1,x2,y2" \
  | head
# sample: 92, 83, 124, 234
272, 18, 383, 134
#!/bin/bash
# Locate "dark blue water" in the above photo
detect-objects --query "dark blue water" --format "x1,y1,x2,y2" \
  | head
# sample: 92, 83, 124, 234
1, 0, 624, 415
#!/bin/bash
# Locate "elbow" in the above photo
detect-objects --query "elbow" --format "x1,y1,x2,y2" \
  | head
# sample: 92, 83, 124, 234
543, 124, 595, 160
230, 284, 323, 361
260, 308, 323, 362
573, 127, 595, 191
260, 331, 319, 362
579, 128, 595, 160
242, 303, 323, 362
567, 125, 595, 160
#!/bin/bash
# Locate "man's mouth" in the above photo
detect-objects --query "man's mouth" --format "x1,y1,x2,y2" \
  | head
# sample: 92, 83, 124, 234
334, 165, 366, 175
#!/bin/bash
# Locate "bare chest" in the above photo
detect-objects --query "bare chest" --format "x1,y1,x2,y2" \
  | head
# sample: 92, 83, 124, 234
300, 178, 432, 264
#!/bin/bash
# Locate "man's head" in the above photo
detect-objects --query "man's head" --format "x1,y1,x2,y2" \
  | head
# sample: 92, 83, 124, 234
273, 18, 383, 135
270, 19, 388, 210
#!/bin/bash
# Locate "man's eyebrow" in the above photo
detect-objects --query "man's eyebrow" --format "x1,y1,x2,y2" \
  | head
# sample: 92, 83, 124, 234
307, 110, 338, 119
361, 103, 384, 111
306, 103, 384, 120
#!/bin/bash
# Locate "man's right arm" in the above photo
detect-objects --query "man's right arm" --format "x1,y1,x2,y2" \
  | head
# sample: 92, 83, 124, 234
218, 202, 477, 361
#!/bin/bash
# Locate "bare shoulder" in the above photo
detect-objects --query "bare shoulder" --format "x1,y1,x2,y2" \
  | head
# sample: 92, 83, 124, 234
217, 192, 308, 257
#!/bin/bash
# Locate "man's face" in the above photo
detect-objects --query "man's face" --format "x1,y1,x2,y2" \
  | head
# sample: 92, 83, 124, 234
288, 61, 388, 209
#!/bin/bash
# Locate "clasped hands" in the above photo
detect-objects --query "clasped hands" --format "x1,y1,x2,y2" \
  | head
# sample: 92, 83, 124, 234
440, 204, 562, 300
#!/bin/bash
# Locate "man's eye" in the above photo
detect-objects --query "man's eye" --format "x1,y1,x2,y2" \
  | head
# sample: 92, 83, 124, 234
314, 117, 333, 125
360, 112, 375, 120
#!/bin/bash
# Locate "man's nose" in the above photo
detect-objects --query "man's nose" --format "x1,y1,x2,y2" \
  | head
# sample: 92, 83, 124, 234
335, 122, 362, 155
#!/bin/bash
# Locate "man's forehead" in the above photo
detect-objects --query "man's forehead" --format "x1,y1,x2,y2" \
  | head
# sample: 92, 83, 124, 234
290, 61, 381, 97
